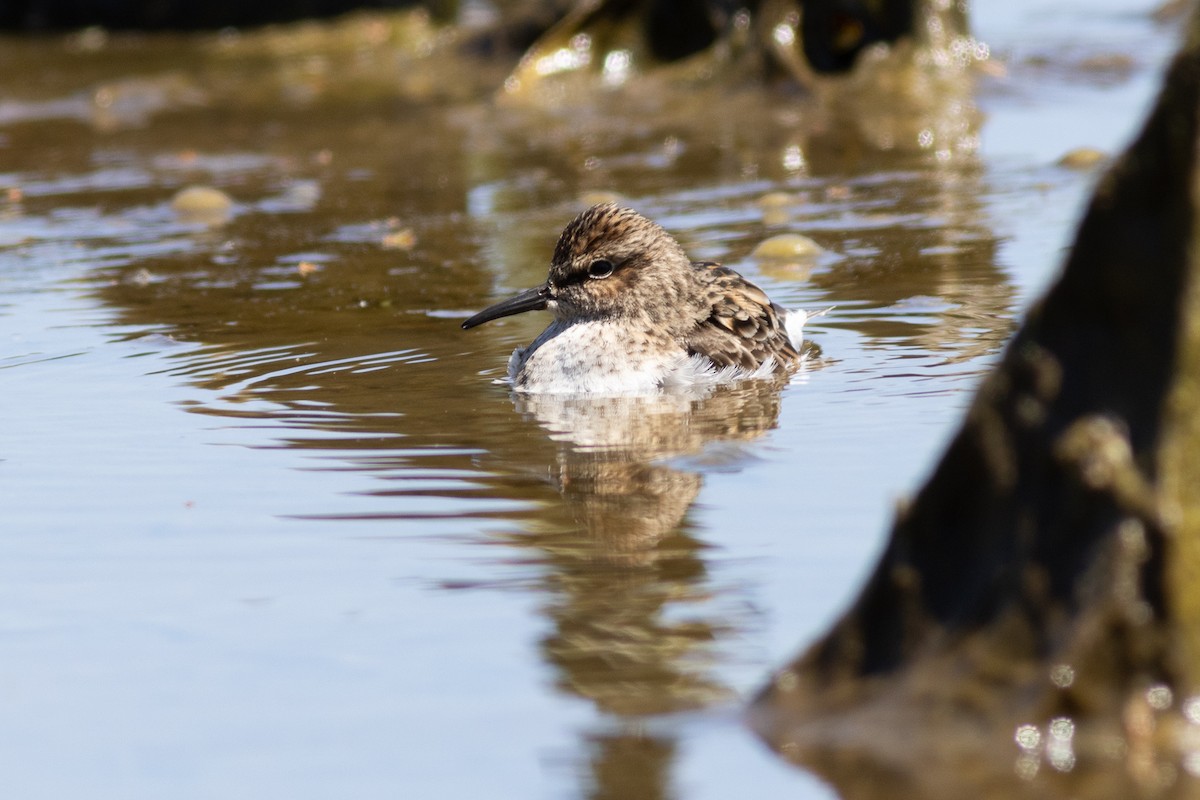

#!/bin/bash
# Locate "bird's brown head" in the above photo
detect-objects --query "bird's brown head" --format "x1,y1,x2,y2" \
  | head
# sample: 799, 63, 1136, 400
461, 203, 696, 331
544, 203, 694, 323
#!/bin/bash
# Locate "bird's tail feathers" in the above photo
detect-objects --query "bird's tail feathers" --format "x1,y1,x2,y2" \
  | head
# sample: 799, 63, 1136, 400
785, 305, 835, 348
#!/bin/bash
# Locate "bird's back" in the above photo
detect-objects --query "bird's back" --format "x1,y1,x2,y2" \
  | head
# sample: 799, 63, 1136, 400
681, 262, 802, 372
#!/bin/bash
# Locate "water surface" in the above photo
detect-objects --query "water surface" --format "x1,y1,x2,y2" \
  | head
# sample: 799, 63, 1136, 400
0, 2, 1180, 797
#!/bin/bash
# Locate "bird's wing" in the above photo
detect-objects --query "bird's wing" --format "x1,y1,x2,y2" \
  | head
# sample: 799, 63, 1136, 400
681, 262, 800, 371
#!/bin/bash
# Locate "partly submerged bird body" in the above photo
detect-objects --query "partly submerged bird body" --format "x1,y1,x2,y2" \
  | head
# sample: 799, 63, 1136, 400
463, 204, 823, 395
507, 317, 685, 395
505, 268, 815, 393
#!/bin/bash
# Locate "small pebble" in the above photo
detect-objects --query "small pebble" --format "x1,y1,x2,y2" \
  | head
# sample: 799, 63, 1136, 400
381, 228, 417, 250
125, 268, 154, 286
171, 185, 233, 224
1057, 147, 1107, 170
1078, 53, 1134, 74
751, 233, 823, 260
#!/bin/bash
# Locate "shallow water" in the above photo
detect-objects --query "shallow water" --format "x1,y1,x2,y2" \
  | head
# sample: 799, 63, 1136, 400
0, 2, 1181, 797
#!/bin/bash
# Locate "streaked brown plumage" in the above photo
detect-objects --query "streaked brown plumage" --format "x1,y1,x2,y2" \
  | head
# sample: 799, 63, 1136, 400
462, 203, 822, 394
687, 261, 799, 370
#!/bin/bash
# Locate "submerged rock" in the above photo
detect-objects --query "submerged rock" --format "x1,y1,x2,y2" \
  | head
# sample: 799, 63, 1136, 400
170, 185, 233, 225
750, 233, 823, 261
752, 4, 1200, 796
1057, 146, 1108, 170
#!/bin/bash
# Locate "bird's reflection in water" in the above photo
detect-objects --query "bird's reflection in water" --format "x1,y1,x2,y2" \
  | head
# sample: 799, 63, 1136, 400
583, 731, 676, 800
517, 382, 788, 553
508, 373, 801, 797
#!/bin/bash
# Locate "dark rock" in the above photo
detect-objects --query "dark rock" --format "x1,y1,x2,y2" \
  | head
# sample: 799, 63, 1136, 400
0, 0, 419, 30
752, 3, 1200, 795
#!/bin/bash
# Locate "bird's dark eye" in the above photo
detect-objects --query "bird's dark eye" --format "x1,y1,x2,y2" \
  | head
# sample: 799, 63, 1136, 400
588, 259, 615, 279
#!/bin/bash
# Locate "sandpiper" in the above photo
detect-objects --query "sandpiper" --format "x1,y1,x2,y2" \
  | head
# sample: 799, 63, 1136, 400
462, 203, 826, 394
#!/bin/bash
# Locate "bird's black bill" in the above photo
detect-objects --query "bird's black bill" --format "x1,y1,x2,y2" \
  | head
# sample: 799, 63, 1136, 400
461, 284, 550, 329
